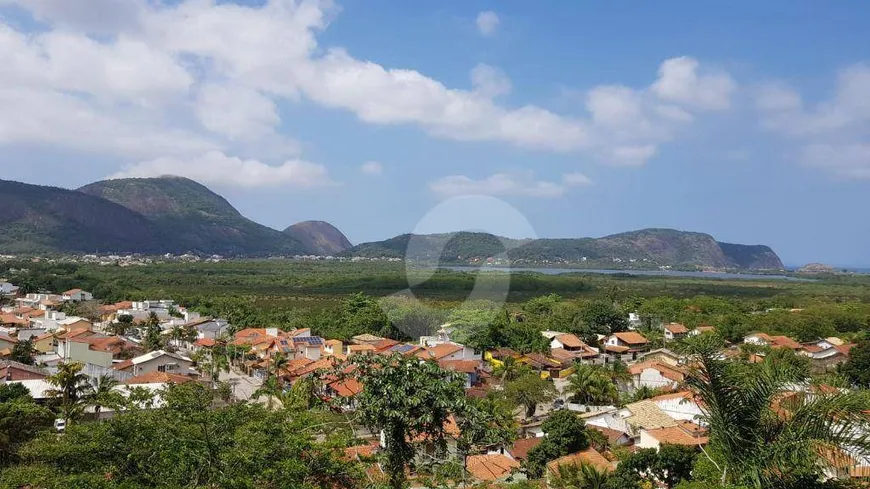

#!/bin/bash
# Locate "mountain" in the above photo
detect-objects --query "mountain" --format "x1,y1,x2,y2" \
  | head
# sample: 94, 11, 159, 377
78, 176, 306, 255
346, 228, 785, 270
0, 180, 166, 253
283, 221, 352, 255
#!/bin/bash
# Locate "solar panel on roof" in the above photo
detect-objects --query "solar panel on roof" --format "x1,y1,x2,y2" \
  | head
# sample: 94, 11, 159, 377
391, 344, 415, 353
293, 337, 323, 345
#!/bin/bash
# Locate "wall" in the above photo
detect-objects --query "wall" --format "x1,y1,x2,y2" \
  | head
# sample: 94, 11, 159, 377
133, 356, 193, 376
67, 341, 113, 368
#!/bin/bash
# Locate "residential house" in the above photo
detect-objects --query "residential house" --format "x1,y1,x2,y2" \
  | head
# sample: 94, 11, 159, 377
639, 348, 683, 367
588, 425, 633, 447
418, 323, 456, 348
519, 353, 566, 379
438, 359, 484, 388
619, 399, 679, 438
58, 330, 141, 368
115, 350, 194, 377
465, 454, 521, 483
416, 342, 478, 362
0, 332, 18, 351
0, 281, 19, 296
31, 332, 56, 354
744, 332, 802, 351
800, 339, 855, 372
485, 347, 521, 368
604, 331, 649, 358
663, 322, 689, 341
0, 314, 27, 328
689, 325, 716, 336
648, 391, 705, 424
547, 332, 600, 362
638, 421, 708, 450
629, 360, 687, 390
507, 437, 544, 462
1, 360, 47, 381
62, 289, 93, 302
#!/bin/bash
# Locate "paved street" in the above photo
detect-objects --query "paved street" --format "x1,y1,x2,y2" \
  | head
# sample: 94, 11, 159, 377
220, 368, 262, 401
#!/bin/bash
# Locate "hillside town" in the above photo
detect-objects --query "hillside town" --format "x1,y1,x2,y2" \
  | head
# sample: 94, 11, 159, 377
1, 278, 867, 488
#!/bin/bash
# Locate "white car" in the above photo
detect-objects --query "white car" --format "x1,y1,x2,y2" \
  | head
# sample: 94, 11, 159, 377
53, 418, 66, 432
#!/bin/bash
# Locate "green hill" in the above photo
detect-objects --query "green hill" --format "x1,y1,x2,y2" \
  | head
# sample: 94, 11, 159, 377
0, 180, 166, 254
346, 228, 784, 270
78, 176, 306, 256
283, 221, 352, 255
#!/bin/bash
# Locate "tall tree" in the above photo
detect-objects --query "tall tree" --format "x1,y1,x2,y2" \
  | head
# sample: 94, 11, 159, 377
45, 362, 92, 424
339, 353, 503, 489
88, 375, 123, 417
684, 334, 870, 488
566, 365, 619, 406
10, 338, 36, 365
504, 371, 558, 419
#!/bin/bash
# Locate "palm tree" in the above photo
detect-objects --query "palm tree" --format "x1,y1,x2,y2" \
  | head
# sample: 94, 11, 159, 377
493, 356, 530, 384
566, 365, 619, 406
685, 334, 870, 488
45, 362, 92, 424
89, 375, 123, 417
550, 461, 611, 489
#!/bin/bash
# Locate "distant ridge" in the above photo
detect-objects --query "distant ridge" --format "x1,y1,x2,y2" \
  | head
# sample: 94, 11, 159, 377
346, 228, 784, 270
0, 176, 783, 268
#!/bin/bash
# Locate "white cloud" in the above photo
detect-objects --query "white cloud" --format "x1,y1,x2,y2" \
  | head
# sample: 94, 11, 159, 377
471, 63, 512, 98
0, 0, 740, 183
476, 11, 499, 37
651, 56, 736, 110
112, 151, 338, 188
757, 63, 870, 179
360, 161, 383, 175
562, 172, 593, 186
430, 171, 591, 199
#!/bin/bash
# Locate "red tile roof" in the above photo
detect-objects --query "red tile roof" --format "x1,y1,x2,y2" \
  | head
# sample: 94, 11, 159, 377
629, 361, 686, 382
509, 437, 543, 461
193, 338, 216, 347
329, 378, 363, 397
416, 343, 464, 360
665, 323, 689, 334
644, 423, 709, 446
466, 454, 519, 481
612, 332, 648, 345
438, 359, 480, 373
555, 333, 584, 348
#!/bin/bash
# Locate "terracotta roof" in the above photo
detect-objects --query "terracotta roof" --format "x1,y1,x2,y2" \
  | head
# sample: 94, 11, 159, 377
329, 378, 363, 397
588, 425, 630, 445
325, 339, 343, 346
193, 338, 216, 347
63, 289, 83, 295
438, 359, 480, 374
0, 314, 27, 326
612, 332, 648, 345
490, 347, 521, 359
770, 335, 802, 350
372, 338, 400, 351
649, 391, 695, 403
124, 372, 194, 385
664, 323, 689, 334
0, 332, 19, 344
416, 342, 464, 360
113, 359, 134, 371
802, 344, 824, 353
629, 361, 686, 382
412, 415, 461, 442
555, 333, 584, 348
604, 344, 629, 353
0, 360, 48, 378
644, 423, 708, 446
466, 454, 519, 481
509, 437, 543, 461
343, 440, 379, 461
547, 448, 614, 474
114, 301, 134, 309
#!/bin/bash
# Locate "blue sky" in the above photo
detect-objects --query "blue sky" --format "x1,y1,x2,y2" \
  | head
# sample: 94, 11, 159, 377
0, 0, 868, 266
